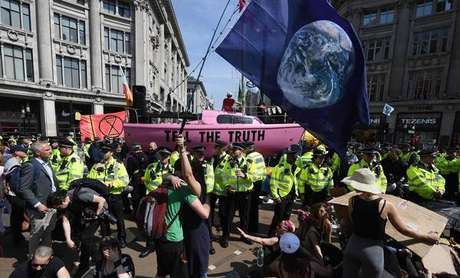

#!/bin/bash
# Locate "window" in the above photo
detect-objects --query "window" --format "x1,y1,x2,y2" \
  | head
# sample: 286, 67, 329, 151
363, 38, 391, 62
0, 0, 29, 31
104, 27, 131, 54
416, 0, 433, 17
103, 0, 131, 18
54, 14, 86, 45
3, 44, 32, 81
407, 69, 442, 100
56, 55, 87, 88
105, 64, 130, 94
363, 11, 377, 26
436, 0, 453, 12
367, 74, 386, 102
217, 115, 253, 124
103, 1, 116, 14
412, 29, 449, 56
379, 9, 395, 25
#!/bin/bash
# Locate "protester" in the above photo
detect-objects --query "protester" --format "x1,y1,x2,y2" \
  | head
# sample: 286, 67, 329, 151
154, 135, 210, 278
10, 246, 70, 278
341, 168, 439, 278
95, 237, 135, 278
18, 141, 58, 255
222, 93, 235, 112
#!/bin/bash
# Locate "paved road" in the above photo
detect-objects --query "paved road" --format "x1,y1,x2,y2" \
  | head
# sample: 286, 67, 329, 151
0, 204, 279, 277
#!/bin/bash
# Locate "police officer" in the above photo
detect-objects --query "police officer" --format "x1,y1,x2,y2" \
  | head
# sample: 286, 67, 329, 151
407, 149, 445, 203
434, 148, 458, 201
88, 142, 129, 247
348, 148, 387, 194
221, 143, 253, 248
268, 145, 299, 237
299, 148, 334, 206
126, 144, 149, 212
55, 139, 85, 191
139, 147, 174, 258
209, 140, 229, 242
243, 141, 266, 233
49, 138, 61, 172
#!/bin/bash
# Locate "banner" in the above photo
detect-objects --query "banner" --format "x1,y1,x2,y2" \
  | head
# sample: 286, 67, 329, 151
80, 111, 127, 141
216, 0, 369, 157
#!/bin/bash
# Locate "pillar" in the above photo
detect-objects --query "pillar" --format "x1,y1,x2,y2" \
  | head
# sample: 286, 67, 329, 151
89, 0, 103, 90
134, 2, 146, 85
36, 0, 53, 83
93, 103, 104, 115
41, 98, 57, 136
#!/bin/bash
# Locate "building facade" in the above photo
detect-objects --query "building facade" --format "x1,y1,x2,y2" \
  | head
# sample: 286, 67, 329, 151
336, 0, 460, 147
187, 76, 211, 113
0, 0, 189, 136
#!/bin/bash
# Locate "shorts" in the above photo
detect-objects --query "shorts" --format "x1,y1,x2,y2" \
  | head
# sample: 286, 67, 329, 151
156, 240, 188, 277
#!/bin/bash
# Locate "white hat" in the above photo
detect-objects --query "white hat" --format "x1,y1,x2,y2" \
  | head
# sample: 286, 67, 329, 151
341, 168, 382, 194
279, 232, 300, 254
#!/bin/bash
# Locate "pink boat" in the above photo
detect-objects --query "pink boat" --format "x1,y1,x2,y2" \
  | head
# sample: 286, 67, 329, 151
124, 110, 304, 157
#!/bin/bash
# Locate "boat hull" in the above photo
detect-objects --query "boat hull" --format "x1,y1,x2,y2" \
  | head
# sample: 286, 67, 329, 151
123, 123, 304, 157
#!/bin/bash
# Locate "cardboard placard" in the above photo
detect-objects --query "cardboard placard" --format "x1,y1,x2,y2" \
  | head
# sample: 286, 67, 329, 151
329, 192, 448, 258
422, 244, 458, 275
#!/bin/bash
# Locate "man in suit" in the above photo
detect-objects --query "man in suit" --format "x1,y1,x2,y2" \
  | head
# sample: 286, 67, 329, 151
18, 141, 58, 255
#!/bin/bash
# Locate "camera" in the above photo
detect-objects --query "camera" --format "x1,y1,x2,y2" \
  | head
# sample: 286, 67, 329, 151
98, 210, 117, 224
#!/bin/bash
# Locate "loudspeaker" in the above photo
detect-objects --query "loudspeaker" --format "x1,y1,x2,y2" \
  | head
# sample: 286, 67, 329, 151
132, 85, 147, 116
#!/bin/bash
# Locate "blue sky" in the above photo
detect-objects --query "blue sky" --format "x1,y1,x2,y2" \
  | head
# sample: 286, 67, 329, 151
171, 0, 242, 108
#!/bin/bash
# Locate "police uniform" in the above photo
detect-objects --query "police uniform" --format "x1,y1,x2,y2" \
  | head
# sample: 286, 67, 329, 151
143, 148, 174, 193
126, 144, 149, 211
87, 142, 129, 246
347, 148, 388, 194
268, 146, 299, 237
221, 143, 253, 247
298, 148, 334, 205
244, 141, 266, 233
407, 149, 446, 202
55, 139, 84, 191
209, 141, 229, 242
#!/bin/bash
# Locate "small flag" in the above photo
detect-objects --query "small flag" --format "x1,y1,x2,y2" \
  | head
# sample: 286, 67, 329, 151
120, 66, 133, 107
383, 103, 395, 116
238, 0, 246, 12
217, 0, 369, 156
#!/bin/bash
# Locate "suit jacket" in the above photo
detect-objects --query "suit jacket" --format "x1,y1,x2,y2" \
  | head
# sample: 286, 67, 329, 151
18, 157, 58, 218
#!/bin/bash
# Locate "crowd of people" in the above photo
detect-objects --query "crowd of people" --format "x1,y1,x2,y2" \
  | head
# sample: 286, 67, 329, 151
0, 131, 459, 277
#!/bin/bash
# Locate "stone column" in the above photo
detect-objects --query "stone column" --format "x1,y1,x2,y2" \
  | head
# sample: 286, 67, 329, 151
389, 3, 411, 99
36, 0, 53, 83
89, 0, 103, 90
93, 102, 104, 114
134, 1, 146, 85
41, 98, 57, 136
159, 24, 165, 80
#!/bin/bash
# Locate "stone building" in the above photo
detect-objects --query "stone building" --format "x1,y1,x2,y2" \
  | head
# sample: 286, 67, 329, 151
187, 76, 210, 114
336, 0, 460, 147
0, 0, 189, 136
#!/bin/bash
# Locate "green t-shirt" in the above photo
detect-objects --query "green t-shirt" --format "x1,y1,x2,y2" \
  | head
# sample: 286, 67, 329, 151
165, 186, 197, 242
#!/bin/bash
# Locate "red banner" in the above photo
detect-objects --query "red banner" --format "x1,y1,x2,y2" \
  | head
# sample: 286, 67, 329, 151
80, 111, 127, 141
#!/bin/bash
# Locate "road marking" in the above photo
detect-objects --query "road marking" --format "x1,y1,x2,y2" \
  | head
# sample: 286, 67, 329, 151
208, 265, 216, 271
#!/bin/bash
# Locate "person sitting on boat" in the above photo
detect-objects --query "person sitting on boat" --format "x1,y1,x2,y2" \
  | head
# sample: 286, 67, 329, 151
222, 93, 240, 112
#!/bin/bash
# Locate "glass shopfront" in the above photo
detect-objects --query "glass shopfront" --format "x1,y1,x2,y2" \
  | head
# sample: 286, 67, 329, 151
0, 96, 41, 135
451, 111, 460, 147
351, 113, 382, 143
394, 112, 442, 146
55, 102, 92, 137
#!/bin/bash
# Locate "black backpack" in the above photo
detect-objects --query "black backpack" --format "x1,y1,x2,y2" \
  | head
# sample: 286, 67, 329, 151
69, 178, 110, 199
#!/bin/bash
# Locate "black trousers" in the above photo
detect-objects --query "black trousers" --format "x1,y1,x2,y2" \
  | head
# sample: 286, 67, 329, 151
248, 181, 263, 233
268, 196, 294, 237
107, 194, 126, 240
223, 191, 251, 242
6, 194, 25, 239
304, 186, 329, 206
78, 219, 103, 273
209, 194, 226, 228
132, 182, 146, 213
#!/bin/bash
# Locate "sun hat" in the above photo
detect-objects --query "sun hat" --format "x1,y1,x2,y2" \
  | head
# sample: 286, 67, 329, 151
279, 232, 300, 254
341, 168, 382, 194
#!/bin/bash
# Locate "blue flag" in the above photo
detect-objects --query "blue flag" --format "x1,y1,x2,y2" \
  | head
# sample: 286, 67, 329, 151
216, 0, 369, 156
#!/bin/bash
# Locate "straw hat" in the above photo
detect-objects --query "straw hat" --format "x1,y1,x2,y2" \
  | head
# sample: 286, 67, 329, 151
341, 168, 382, 194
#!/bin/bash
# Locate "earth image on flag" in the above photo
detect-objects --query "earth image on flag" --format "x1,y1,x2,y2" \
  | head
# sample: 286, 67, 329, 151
277, 20, 355, 109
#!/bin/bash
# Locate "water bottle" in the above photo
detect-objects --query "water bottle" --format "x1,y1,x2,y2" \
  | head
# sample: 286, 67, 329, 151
256, 246, 264, 268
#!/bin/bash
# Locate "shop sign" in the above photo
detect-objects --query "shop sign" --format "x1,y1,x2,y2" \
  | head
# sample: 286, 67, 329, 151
396, 113, 441, 130
369, 115, 381, 127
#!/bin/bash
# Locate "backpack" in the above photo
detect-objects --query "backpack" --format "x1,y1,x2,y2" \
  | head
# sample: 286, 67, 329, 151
136, 187, 179, 240
69, 178, 110, 199
5, 164, 22, 193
